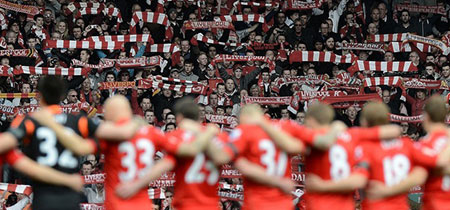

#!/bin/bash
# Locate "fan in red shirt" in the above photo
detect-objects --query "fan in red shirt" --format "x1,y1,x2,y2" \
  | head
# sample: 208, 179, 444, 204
261, 102, 402, 210
305, 102, 438, 210
114, 97, 226, 210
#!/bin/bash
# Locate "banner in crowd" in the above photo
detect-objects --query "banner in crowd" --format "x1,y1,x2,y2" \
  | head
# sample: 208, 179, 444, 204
288, 91, 348, 114
98, 81, 136, 90
395, 4, 446, 15
289, 51, 357, 64
336, 42, 385, 52
283, 0, 324, 10
183, 21, 235, 31
80, 203, 105, 210
211, 54, 275, 70
72, 56, 163, 70
321, 93, 381, 105
389, 113, 450, 124
403, 78, 448, 90
84, 173, 106, 184
0, 93, 37, 98
243, 96, 291, 105
205, 114, 238, 127
0, 0, 39, 15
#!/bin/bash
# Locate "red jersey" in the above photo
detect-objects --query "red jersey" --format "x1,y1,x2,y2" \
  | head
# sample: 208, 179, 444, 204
416, 130, 450, 210
229, 122, 294, 210
100, 125, 176, 210
302, 127, 381, 210
0, 149, 24, 167
355, 137, 437, 210
165, 130, 231, 210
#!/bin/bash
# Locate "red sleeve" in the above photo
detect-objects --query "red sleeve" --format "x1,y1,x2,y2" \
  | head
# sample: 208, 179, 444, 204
5, 149, 25, 166
161, 154, 176, 166
228, 127, 248, 158
410, 141, 439, 169
160, 131, 181, 155
283, 122, 319, 145
349, 127, 380, 143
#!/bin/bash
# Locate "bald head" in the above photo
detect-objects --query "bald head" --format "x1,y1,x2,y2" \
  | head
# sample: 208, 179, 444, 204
103, 95, 133, 122
239, 104, 263, 124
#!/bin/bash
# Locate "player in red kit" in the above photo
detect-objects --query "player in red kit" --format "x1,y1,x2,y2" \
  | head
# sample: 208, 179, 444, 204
366, 96, 450, 210
114, 97, 225, 210
33, 96, 214, 210
255, 102, 402, 210
306, 102, 436, 210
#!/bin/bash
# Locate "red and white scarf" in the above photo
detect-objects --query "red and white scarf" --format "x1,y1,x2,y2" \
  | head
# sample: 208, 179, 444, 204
83, 34, 154, 43
65, 2, 104, 15
403, 78, 448, 90
283, 0, 324, 10
387, 42, 432, 53
289, 51, 357, 64
80, 203, 105, 210
191, 33, 245, 47
0, 0, 39, 15
16, 66, 89, 76
71, 59, 115, 70
138, 78, 207, 95
348, 60, 418, 75
243, 96, 291, 105
389, 113, 423, 123
395, 4, 446, 15
363, 76, 402, 87
0, 183, 32, 196
288, 90, 347, 114
321, 93, 381, 105
402, 33, 450, 55
44, 40, 125, 50
212, 54, 275, 70
84, 173, 106, 184
233, 1, 277, 8
98, 81, 136, 90
145, 43, 180, 53
205, 114, 238, 127
215, 14, 269, 32
183, 21, 235, 31
336, 42, 385, 52
148, 188, 165, 199
366, 33, 407, 43
0, 104, 15, 115
129, 12, 172, 40
75, 7, 104, 19
0, 11, 7, 30
102, 56, 163, 69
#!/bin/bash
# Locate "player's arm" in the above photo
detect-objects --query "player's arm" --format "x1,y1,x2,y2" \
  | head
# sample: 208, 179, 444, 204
311, 121, 348, 150
32, 111, 96, 155
377, 124, 402, 139
205, 135, 232, 165
94, 119, 144, 141
12, 153, 83, 192
234, 157, 295, 194
256, 118, 305, 154
176, 123, 219, 157
115, 158, 175, 199
366, 166, 428, 200
306, 172, 368, 193
0, 133, 18, 154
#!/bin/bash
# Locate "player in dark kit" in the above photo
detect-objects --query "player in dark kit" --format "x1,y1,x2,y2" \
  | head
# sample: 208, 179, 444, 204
2, 76, 140, 210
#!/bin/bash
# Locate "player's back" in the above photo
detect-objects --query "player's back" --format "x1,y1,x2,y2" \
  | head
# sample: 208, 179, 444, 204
417, 130, 450, 210
304, 128, 364, 210
101, 125, 165, 210
166, 129, 221, 210
358, 138, 414, 210
8, 109, 98, 210
229, 123, 292, 210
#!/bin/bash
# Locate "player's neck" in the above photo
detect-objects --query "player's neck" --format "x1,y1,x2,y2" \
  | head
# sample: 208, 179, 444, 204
425, 123, 447, 134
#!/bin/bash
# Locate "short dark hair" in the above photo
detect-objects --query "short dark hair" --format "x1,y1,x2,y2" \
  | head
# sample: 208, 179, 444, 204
173, 97, 199, 121
82, 161, 93, 167
34, 14, 44, 21
37, 76, 67, 105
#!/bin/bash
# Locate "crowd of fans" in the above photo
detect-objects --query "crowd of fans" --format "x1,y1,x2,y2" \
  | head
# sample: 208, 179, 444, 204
0, 0, 449, 209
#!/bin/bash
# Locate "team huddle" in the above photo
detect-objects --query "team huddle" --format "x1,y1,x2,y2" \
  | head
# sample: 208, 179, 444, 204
0, 75, 450, 210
